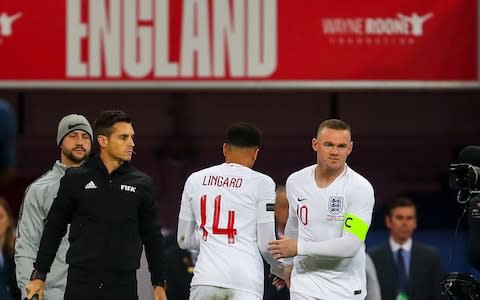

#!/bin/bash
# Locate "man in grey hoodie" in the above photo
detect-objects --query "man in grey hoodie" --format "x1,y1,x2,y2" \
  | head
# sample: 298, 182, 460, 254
15, 114, 93, 299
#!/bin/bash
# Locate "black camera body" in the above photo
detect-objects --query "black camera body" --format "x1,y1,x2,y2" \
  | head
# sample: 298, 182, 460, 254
450, 146, 480, 204
441, 272, 480, 300
443, 146, 480, 299
450, 163, 480, 191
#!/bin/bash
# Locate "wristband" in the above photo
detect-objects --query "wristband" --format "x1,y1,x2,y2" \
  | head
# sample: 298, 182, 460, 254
30, 269, 46, 281
154, 280, 167, 289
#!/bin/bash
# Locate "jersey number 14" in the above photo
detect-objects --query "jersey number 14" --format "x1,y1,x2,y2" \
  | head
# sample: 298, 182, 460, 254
200, 195, 237, 244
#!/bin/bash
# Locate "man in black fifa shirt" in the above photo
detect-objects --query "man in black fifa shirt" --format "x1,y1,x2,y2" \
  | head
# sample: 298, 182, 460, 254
26, 110, 167, 300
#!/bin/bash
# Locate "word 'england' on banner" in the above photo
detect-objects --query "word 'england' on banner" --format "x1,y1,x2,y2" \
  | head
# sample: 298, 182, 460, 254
66, 0, 278, 79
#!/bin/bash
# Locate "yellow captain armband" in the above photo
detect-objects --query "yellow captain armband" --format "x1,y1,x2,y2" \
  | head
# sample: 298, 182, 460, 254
343, 213, 369, 241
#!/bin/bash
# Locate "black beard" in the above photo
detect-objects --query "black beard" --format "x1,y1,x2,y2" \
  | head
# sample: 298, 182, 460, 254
63, 148, 89, 164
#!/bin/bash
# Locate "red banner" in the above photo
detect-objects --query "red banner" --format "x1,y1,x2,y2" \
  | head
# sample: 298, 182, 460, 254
0, 0, 477, 86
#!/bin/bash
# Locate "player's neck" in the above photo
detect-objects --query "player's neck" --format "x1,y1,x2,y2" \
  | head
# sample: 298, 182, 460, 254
224, 149, 255, 168
224, 147, 256, 168
225, 157, 252, 168
314, 166, 343, 188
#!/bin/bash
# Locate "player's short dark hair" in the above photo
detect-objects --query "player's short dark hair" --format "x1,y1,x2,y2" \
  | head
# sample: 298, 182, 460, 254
385, 197, 417, 217
225, 122, 261, 148
317, 119, 352, 136
94, 110, 132, 139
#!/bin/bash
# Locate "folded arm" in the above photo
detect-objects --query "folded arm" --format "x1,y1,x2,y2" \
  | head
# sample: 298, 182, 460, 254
270, 177, 374, 259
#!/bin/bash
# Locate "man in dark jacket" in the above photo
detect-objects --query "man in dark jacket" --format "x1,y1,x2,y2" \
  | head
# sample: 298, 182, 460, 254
368, 197, 445, 300
25, 110, 167, 300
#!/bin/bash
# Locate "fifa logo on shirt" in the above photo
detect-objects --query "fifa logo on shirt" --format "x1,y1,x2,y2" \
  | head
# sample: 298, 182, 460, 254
0, 12, 22, 37
121, 184, 136, 193
328, 196, 344, 215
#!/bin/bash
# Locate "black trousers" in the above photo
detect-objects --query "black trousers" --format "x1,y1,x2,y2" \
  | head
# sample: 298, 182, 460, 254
64, 267, 138, 300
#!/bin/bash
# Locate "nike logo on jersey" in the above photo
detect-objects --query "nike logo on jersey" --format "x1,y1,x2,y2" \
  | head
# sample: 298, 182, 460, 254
68, 123, 85, 129
121, 184, 136, 193
85, 181, 97, 189
297, 198, 308, 202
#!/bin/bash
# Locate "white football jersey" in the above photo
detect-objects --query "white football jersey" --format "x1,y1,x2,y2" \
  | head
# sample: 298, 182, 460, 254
178, 163, 276, 298
286, 164, 374, 299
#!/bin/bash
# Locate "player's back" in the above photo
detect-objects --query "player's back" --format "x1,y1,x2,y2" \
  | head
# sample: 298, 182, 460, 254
184, 163, 275, 298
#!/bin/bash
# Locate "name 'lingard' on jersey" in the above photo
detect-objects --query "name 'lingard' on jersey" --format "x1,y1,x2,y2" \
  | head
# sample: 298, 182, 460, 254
202, 175, 243, 188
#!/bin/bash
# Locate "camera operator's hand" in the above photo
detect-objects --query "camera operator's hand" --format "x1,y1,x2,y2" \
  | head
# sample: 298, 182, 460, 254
25, 279, 44, 300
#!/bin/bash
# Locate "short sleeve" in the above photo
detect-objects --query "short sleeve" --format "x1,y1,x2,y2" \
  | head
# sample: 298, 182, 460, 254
256, 176, 276, 224
178, 175, 195, 221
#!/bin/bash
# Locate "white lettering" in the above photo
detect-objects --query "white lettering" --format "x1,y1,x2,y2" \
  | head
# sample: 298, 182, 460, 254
89, 0, 121, 77
365, 18, 409, 35
247, 0, 277, 77
180, 0, 211, 77
154, 0, 178, 76
213, 0, 244, 77
121, 184, 137, 192
67, 0, 87, 77
322, 18, 363, 35
65, 0, 278, 79
123, 0, 152, 77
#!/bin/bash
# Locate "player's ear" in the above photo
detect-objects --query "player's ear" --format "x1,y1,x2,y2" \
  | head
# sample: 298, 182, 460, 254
253, 148, 259, 162
222, 143, 228, 157
348, 141, 353, 155
97, 135, 108, 148
250, 148, 259, 168
312, 137, 318, 152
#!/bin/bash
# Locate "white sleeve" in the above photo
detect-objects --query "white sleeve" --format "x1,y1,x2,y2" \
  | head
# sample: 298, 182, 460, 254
298, 232, 362, 257
257, 222, 283, 278
177, 176, 199, 250
297, 180, 374, 258
15, 185, 45, 294
284, 187, 298, 240
177, 219, 199, 250
281, 183, 299, 266
256, 176, 276, 224
256, 177, 283, 278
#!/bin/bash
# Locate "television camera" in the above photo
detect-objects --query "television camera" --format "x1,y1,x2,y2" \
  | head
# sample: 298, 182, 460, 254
442, 146, 480, 299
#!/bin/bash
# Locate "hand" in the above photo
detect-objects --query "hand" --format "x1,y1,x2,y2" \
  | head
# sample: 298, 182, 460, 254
25, 279, 44, 300
268, 237, 297, 259
269, 274, 286, 288
154, 286, 167, 300
283, 265, 293, 288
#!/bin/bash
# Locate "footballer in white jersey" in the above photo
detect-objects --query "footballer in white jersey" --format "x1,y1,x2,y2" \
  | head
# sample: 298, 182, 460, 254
268, 119, 375, 300
177, 123, 283, 300
286, 164, 374, 299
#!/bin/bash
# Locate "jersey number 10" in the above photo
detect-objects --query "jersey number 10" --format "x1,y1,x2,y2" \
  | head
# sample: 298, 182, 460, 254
297, 204, 308, 225
200, 195, 237, 244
